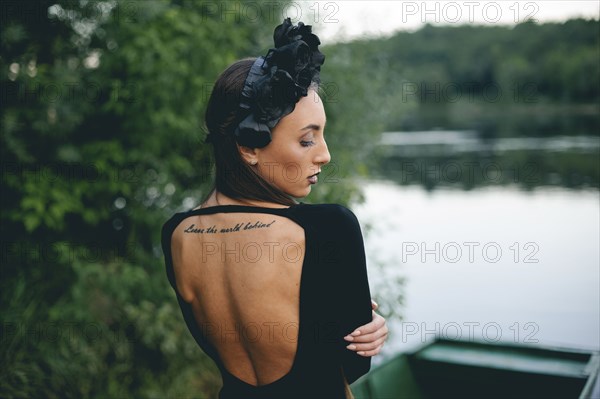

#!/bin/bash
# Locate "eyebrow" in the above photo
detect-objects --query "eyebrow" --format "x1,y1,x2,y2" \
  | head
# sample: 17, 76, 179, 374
300, 123, 322, 132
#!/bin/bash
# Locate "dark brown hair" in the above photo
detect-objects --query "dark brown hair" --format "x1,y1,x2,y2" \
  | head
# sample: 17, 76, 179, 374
203, 58, 297, 206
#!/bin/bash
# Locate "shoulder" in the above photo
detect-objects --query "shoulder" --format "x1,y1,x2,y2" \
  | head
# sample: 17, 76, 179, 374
296, 203, 362, 231
161, 213, 178, 241
160, 211, 189, 250
297, 202, 356, 217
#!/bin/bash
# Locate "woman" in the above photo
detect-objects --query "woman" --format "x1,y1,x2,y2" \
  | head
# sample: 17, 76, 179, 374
161, 18, 388, 398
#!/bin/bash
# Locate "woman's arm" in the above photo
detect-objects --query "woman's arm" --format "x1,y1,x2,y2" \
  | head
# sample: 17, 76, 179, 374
344, 300, 389, 357
327, 205, 374, 384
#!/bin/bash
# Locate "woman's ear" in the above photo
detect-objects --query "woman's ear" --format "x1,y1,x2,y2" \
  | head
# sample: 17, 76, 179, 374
237, 143, 259, 166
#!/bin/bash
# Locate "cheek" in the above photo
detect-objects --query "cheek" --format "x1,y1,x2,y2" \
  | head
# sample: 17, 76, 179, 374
258, 144, 310, 188
261, 142, 305, 166
279, 162, 305, 185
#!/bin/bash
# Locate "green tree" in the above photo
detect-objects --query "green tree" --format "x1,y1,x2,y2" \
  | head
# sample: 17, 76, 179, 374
1, 1, 391, 397
1, 1, 277, 397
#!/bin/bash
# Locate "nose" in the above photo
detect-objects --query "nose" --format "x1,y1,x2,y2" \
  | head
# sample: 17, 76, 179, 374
315, 138, 331, 167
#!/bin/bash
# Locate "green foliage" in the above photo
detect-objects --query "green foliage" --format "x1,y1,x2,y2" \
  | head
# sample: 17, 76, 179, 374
1, 1, 276, 397
321, 19, 599, 136
0, 1, 374, 397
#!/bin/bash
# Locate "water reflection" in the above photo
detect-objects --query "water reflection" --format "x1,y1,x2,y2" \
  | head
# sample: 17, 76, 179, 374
380, 131, 600, 153
376, 131, 599, 191
355, 182, 600, 357
361, 123, 599, 359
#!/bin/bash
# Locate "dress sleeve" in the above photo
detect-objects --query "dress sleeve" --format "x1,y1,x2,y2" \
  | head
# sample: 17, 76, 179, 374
327, 205, 373, 384
161, 216, 178, 290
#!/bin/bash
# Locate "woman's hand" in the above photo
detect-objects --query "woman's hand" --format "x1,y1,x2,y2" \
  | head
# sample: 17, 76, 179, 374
344, 299, 389, 357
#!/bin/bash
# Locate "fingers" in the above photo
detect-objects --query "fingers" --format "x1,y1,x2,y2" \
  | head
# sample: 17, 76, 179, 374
344, 311, 386, 341
346, 336, 387, 356
343, 307, 389, 357
356, 344, 385, 357
343, 311, 389, 358
348, 318, 389, 345
371, 299, 379, 311
348, 327, 388, 345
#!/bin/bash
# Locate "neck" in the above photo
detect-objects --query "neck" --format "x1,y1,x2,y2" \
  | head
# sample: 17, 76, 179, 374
201, 190, 296, 209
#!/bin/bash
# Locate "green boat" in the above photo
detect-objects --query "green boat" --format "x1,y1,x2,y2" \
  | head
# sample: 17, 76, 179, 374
351, 337, 600, 398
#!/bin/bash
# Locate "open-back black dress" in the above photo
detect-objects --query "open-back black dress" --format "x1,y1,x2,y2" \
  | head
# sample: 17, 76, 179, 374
161, 202, 372, 398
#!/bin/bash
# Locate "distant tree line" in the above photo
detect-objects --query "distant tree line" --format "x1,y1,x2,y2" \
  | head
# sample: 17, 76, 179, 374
322, 19, 599, 133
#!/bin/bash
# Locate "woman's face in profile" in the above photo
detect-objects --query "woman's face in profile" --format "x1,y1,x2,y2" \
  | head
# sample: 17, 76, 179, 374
252, 89, 331, 198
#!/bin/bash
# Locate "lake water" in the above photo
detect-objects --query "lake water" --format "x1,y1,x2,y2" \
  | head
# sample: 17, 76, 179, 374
352, 133, 600, 362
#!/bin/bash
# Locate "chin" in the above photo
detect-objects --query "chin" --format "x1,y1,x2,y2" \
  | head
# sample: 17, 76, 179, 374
288, 186, 311, 199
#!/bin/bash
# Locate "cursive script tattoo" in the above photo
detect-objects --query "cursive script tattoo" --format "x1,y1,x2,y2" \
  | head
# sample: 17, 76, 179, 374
183, 220, 276, 234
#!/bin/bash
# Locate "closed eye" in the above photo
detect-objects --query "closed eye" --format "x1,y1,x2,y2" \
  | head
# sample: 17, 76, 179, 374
300, 140, 315, 147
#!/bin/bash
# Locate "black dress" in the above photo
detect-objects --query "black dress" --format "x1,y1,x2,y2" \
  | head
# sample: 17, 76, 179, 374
161, 202, 372, 398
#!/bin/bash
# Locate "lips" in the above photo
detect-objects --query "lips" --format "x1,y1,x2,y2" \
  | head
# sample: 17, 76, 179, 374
308, 171, 320, 184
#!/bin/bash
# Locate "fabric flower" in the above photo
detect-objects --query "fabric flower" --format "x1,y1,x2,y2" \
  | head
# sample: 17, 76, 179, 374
232, 18, 326, 148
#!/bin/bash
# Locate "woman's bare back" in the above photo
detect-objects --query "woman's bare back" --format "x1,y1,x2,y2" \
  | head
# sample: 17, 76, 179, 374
170, 208, 306, 386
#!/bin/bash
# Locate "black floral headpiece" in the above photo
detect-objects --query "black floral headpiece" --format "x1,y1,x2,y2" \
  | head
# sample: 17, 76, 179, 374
208, 18, 325, 148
